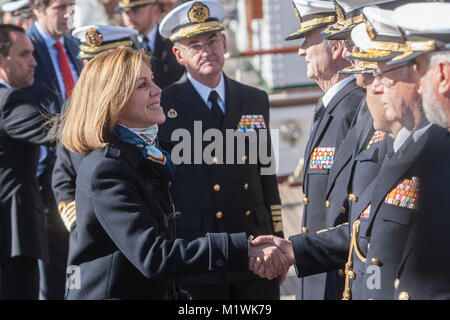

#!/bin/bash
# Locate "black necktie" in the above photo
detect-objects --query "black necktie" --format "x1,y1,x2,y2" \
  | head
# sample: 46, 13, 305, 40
208, 90, 224, 124
310, 98, 325, 134
142, 36, 152, 55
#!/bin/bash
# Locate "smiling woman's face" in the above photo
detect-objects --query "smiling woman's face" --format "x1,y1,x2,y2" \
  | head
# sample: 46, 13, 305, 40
118, 62, 165, 128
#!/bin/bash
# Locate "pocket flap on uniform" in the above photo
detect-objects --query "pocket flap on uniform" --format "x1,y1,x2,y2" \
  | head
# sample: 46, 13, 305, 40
355, 148, 378, 162
379, 207, 412, 226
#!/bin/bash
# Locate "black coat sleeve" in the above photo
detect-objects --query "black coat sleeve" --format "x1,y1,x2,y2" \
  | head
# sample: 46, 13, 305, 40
290, 222, 349, 277
2, 90, 52, 145
86, 157, 249, 279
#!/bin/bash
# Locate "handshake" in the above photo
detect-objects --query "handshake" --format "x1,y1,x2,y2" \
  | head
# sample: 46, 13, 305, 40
248, 235, 296, 284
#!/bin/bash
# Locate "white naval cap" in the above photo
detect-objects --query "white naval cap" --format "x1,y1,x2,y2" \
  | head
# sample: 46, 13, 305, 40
285, 0, 337, 41
159, 0, 226, 42
322, 0, 395, 40
72, 25, 138, 60
389, 2, 450, 65
1, 0, 30, 15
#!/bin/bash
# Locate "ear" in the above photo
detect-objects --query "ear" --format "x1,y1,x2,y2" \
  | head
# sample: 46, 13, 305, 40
172, 44, 185, 66
221, 32, 228, 54
437, 60, 450, 96
331, 40, 344, 61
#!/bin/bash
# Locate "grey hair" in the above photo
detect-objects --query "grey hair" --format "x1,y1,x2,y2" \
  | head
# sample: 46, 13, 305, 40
426, 50, 450, 68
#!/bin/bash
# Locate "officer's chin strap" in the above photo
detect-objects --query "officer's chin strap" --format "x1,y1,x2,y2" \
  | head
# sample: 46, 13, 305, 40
342, 219, 367, 300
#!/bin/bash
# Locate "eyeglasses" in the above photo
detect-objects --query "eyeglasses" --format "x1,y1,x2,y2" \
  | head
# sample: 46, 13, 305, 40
372, 61, 414, 89
179, 36, 222, 53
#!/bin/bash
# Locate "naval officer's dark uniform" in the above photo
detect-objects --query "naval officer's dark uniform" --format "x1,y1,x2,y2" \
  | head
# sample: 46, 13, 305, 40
392, 127, 450, 300
158, 73, 282, 299
297, 77, 364, 299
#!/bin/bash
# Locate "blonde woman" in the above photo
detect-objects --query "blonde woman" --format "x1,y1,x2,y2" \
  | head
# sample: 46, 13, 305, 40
60, 47, 288, 300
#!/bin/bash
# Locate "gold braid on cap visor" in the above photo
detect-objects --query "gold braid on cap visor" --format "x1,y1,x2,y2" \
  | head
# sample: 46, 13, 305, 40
79, 40, 134, 58
287, 15, 336, 37
350, 39, 435, 60
119, 0, 156, 9
169, 21, 224, 42
322, 14, 364, 35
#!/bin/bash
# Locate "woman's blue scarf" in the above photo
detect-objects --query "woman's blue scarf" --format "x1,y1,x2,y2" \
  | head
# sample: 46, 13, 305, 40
114, 124, 176, 182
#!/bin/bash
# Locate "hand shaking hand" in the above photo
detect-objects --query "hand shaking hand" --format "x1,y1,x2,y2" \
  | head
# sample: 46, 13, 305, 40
248, 235, 295, 285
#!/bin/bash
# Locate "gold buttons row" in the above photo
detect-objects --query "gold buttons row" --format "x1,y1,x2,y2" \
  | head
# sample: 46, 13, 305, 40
216, 210, 252, 219
213, 183, 249, 192
211, 155, 248, 164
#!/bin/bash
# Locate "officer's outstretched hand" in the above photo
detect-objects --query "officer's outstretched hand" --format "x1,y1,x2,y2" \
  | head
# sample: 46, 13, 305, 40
248, 235, 295, 284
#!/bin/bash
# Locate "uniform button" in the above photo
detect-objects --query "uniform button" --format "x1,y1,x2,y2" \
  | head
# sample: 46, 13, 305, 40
212, 157, 218, 164
216, 211, 223, 219
325, 200, 331, 208
348, 193, 358, 202
398, 291, 410, 300
167, 181, 172, 188
214, 184, 221, 192
302, 227, 309, 233
338, 269, 344, 278
303, 197, 309, 205
348, 271, 356, 280
216, 259, 224, 267
394, 278, 400, 290
243, 183, 249, 190
242, 155, 248, 162
245, 210, 251, 216
371, 258, 381, 266
340, 207, 347, 214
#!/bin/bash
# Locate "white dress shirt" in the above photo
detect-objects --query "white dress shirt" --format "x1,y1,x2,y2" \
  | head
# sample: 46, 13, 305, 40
187, 72, 226, 114
322, 75, 355, 108
0, 79, 12, 89
138, 24, 158, 53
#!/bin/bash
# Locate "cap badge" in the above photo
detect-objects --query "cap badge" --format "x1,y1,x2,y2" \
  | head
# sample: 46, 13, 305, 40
86, 28, 103, 47
188, 2, 210, 23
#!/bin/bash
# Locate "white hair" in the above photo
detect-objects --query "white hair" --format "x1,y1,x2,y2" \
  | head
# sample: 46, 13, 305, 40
427, 50, 450, 68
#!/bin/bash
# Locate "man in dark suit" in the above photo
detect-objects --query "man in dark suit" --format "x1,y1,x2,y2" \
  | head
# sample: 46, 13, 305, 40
119, 0, 184, 89
284, 0, 364, 300
23, 0, 82, 300
157, 0, 283, 299
0, 24, 51, 299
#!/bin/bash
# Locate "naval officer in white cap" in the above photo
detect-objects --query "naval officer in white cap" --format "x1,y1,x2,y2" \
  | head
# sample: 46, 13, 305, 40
158, 0, 283, 300
1, 0, 34, 31
261, 0, 365, 300
387, 1, 450, 300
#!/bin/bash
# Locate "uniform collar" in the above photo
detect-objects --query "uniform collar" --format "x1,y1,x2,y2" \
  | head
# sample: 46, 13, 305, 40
322, 75, 355, 108
187, 71, 226, 106
0, 78, 12, 89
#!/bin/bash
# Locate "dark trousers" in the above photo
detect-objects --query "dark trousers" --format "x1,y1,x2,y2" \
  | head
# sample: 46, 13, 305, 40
38, 177, 69, 300
0, 256, 39, 299
179, 278, 280, 300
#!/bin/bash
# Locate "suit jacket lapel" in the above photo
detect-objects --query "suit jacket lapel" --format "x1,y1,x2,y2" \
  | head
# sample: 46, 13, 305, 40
175, 75, 219, 130
28, 24, 62, 105
222, 75, 244, 131
64, 36, 82, 76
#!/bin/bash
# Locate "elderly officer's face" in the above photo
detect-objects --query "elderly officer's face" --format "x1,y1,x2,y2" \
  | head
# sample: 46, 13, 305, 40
415, 53, 450, 130
122, 4, 158, 35
173, 31, 226, 80
371, 61, 422, 131
33, 0, 75, 39
298, 28, 334, 82
0, 31, 37, 89
118, 62, 165, 128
